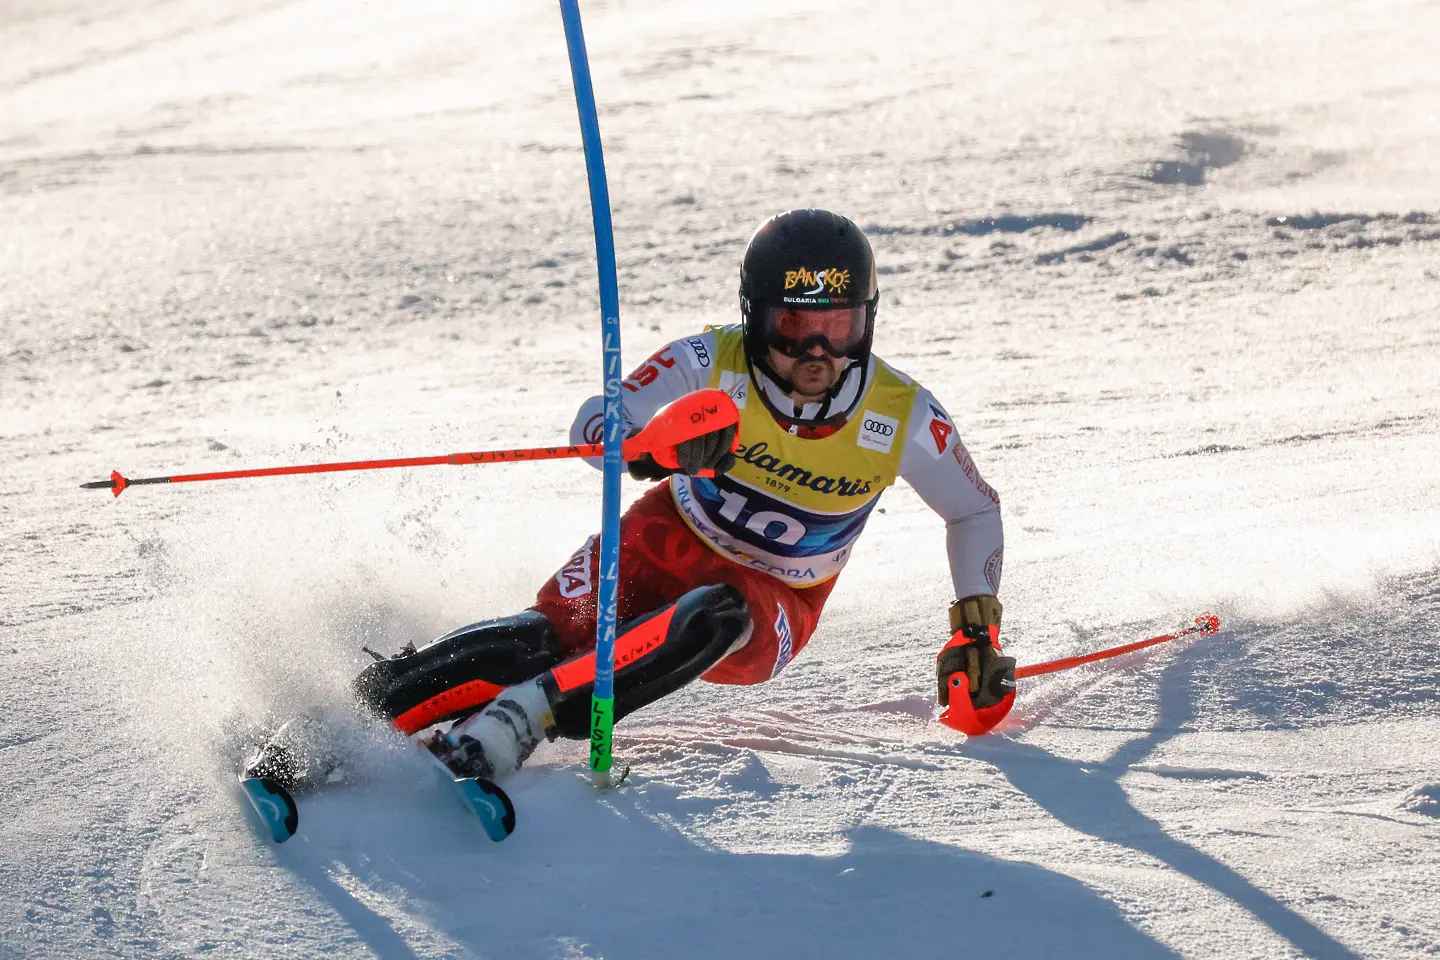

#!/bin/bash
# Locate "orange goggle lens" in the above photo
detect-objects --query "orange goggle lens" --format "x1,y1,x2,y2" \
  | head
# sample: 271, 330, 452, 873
761, 305, 868, 358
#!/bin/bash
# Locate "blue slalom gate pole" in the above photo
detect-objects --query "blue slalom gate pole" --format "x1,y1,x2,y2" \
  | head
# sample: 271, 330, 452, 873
558, 0, 623, 781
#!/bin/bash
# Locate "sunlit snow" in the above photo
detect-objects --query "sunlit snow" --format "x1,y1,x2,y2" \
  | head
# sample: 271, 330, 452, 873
3, 1, 1438, 958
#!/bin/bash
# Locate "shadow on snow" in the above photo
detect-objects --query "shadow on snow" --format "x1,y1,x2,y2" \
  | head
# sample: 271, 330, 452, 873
257, 569, 1440, 960
268, 772, 1178, 960
957, 569, 1440, 960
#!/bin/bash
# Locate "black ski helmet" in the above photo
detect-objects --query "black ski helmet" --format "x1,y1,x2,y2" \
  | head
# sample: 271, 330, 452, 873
739, 209, 880, 417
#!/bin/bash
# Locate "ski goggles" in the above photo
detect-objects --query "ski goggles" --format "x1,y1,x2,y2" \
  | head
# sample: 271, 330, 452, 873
757, 304, 870, 359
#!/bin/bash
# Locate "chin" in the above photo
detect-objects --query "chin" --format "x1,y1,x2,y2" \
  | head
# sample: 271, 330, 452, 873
794, 379, 835, 397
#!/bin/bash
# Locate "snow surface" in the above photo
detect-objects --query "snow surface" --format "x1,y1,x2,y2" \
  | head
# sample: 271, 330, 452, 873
3, 0, 1439, 957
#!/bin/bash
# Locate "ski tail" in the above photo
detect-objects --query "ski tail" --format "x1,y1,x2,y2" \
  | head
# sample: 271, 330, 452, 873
240, 776, 299, 843
452, 776, 517, 842
236, 715, 518, 845
237, 760, 513, 845
421, 746, 517, 842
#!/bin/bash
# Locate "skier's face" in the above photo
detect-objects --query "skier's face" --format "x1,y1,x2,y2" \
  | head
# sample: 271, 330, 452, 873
767, 345, 848, 400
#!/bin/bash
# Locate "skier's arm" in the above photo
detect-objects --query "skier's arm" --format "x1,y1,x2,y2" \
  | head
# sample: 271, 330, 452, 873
901, 389, 1014, 725
568, 333, 718, 465
897, 388, 1004, 603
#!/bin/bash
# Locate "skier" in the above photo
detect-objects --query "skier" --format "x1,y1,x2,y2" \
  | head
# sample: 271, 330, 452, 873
352, 208, 1012, 782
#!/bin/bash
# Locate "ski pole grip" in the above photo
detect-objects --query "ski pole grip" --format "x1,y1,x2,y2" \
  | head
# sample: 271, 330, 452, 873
936, 629, 1015, 736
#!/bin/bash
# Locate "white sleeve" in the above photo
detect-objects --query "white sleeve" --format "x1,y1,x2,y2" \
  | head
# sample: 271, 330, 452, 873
568, 332, 718, 465
897, 386, 1004, 599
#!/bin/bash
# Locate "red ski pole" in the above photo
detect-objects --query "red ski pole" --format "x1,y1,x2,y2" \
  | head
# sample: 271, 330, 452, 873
1014, 614, 1221, 679
939, 614, 1221, 736
80, 389, 739, 498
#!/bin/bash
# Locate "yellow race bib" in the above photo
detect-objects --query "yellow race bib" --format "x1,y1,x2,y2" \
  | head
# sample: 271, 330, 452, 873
669, 326, 917, 586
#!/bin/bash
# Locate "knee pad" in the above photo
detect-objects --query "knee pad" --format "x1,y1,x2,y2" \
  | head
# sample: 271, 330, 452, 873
353, 611, 565, 734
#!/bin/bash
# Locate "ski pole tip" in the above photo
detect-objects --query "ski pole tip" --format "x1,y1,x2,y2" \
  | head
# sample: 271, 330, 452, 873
79, 470, 129, 497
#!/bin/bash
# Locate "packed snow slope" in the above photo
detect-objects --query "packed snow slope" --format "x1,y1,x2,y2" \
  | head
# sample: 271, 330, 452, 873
3, 0, 1439, 957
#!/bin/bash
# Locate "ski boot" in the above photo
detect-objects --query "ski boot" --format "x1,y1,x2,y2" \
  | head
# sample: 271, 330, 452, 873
241, 711, 348, 790
427, 677, 558, 782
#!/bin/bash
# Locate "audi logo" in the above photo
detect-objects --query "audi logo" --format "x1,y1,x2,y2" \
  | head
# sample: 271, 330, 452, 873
863, 419, 895, 436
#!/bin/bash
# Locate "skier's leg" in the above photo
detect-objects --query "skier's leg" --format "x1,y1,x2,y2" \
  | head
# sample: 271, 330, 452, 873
360, 486, 692, 754
697, 565, 839, 686
352, 611, 565, 735
439, 584, 751, 779
435, 483, 853, 778
251, 613, 563, 789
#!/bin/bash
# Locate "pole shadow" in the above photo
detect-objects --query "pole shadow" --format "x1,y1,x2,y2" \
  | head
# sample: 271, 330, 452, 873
272, 763, 1182, 960
964, 621, 1366, 960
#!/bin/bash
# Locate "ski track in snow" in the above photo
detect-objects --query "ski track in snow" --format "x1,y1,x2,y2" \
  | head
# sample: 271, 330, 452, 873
3, 0, 1440, 958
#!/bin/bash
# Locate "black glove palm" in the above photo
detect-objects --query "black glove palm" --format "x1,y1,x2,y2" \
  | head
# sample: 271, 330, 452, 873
675, 423, 737, 476
628, 424, 737, 481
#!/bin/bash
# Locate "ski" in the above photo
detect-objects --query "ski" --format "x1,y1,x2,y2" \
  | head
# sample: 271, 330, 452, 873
239, 774, 300, 843
237, 733, 516, 844
420, 748, 517, 842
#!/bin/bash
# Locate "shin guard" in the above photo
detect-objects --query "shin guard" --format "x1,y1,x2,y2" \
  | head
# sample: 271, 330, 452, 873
542, 584, 751, 740
353, 612, 565, 735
